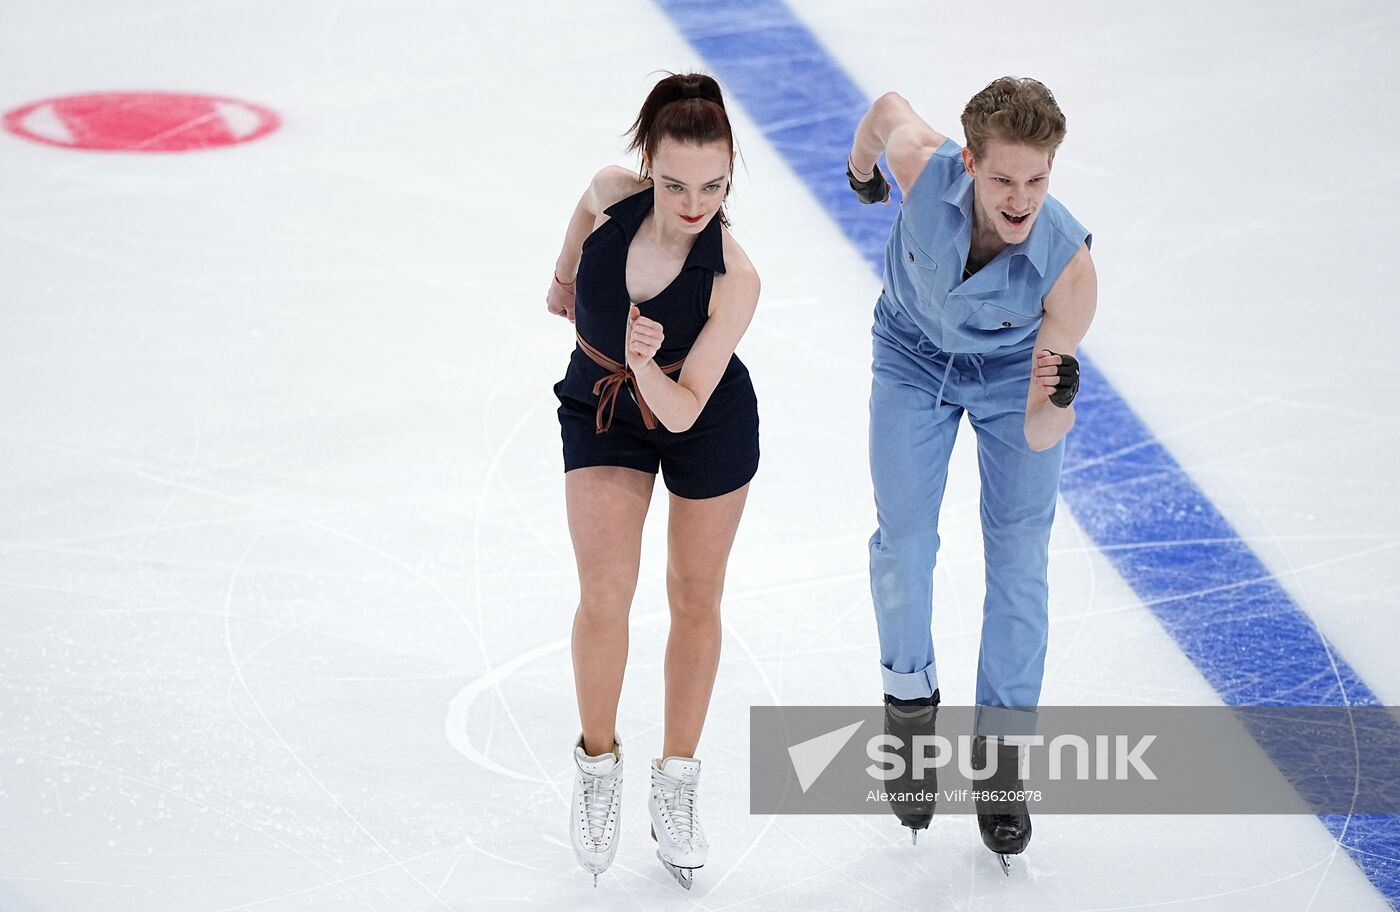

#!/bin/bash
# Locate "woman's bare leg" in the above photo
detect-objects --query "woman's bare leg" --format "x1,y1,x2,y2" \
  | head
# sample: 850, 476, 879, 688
566, 466, 655, 756
661, 483, 750, 759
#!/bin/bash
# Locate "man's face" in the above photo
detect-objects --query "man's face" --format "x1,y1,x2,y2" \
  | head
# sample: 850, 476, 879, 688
963, 138, 1054, 246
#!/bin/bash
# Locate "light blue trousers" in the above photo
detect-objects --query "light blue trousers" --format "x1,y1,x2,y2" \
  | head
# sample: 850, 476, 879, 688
868, 296, 1064, 736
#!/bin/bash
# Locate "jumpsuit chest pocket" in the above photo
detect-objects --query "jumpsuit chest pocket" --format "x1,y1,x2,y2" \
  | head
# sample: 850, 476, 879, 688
962, 297, 1041, 331
897, 223, 942, 300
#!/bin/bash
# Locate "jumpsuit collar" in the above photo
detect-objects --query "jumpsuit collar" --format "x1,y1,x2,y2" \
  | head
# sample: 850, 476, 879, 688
603, 187, 727, 275
941, 171, 1051, 279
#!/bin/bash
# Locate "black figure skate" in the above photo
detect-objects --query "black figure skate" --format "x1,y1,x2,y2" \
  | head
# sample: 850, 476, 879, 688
971, 734, 1032, 875
882, 689, 940, 844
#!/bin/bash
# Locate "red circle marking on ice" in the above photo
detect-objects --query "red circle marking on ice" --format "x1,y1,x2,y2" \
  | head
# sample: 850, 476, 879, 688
3, 91, 279, 152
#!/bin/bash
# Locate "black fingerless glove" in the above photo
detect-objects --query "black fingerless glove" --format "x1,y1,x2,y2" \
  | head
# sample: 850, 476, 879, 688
1046, 351, 1080, 408
847, 160, 890, 204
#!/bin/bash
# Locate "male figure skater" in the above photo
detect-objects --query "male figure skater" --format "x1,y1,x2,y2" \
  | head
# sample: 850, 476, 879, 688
847, 77, 1096, 872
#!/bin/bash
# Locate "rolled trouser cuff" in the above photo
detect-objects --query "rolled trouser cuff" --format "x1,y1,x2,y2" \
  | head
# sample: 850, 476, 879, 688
881, 661, 938, 701
974, 704, 1038, 740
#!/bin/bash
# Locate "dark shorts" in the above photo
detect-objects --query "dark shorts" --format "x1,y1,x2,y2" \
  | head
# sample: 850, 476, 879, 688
555, 373, 760, 500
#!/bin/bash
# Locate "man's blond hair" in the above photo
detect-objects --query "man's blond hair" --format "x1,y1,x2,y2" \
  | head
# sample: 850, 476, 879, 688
961, 77, 1067, 161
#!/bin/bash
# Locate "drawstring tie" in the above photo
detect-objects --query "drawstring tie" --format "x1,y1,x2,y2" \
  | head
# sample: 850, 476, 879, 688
575, 331, 685, 435
932, 350, 988, 411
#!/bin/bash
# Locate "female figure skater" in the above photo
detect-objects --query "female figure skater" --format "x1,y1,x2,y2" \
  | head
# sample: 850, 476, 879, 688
546, 72, 760, 889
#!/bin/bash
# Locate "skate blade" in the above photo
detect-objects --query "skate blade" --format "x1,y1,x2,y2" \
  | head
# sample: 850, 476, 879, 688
658, 852, 697, 890
910, 828, 918, 846
998, 853, 1012, 876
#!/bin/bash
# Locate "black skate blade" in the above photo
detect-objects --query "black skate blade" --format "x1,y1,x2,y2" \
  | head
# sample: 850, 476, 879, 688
998, 853, 1012, 876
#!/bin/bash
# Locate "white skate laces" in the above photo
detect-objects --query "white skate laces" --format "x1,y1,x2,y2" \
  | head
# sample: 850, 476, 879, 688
579, 763, 621, 845
653, 763, 700, 843
649, 756, 708, 875
571, 736, 623, 885
571, 745, 710, 890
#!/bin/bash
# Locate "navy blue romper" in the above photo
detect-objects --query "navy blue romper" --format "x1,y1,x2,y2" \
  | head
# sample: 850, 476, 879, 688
553, 187, 760, 500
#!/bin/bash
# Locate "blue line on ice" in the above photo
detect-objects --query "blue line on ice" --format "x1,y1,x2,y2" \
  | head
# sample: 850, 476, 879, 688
654, 0, 1400, 904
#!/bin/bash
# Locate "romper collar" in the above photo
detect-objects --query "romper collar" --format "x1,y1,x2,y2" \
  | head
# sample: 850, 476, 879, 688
604, 187, 727, 275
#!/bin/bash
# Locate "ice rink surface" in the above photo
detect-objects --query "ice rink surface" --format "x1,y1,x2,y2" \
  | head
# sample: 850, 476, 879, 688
2, 1, 1399, 909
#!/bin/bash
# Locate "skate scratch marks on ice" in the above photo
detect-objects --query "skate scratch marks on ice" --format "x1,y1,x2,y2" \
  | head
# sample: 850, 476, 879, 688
221, 529, 455, 911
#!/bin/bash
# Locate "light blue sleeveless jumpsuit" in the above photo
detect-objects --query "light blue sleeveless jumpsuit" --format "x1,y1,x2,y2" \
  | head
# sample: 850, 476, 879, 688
870, 138, 1090, 736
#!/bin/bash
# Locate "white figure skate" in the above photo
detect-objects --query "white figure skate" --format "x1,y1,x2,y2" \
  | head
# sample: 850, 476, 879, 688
648, 756, 708, 890
570, 735, 623, 886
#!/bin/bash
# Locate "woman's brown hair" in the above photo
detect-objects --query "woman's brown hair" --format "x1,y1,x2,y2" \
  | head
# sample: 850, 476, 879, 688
626, 72, 737, 226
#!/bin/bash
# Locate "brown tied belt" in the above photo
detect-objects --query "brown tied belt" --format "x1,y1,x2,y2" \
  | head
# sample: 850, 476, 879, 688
575, 331, 684, 435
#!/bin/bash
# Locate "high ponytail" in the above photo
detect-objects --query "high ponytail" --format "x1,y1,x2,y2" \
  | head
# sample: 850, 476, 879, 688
625, 72, 737, 226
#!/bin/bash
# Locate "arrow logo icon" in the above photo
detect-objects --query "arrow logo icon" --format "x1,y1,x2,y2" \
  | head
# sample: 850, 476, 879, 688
787, 720, 864, 793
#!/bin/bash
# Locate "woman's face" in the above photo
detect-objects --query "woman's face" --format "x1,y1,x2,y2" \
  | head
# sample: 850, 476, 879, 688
646, 137, 731, 234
